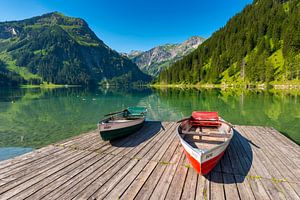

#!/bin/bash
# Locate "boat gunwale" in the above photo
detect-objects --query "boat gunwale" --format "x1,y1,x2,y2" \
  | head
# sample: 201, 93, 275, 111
177, 118, 234, 163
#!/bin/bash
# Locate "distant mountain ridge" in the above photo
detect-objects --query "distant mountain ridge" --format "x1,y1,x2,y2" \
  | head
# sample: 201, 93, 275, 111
0, 12, 151, 86
124, 36, 205, 76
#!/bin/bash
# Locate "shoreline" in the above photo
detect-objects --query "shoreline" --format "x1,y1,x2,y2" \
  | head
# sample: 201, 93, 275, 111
150, 82, 300, 90
20, 84, 82, 89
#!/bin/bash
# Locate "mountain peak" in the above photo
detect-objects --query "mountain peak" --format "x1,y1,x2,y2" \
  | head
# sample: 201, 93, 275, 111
127, 36, 205, 76
182, 36, 205, 48
0, 12, 151, 86
35, 12, 88, 27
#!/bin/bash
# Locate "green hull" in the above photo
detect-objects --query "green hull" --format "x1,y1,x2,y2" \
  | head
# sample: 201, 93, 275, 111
100, 121, 144, 141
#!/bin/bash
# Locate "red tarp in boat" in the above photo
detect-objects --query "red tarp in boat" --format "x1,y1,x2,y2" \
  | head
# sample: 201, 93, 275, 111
190, 111, 221, 127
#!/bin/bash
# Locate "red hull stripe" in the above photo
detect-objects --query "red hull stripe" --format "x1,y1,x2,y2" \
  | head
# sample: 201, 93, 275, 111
183, 149, 225, 175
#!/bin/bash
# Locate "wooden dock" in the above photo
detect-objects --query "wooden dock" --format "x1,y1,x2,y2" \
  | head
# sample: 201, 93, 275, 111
0, 121, 299, 200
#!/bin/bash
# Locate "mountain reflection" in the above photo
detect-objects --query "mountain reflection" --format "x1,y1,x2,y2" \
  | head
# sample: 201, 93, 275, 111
0, 87, 299, 148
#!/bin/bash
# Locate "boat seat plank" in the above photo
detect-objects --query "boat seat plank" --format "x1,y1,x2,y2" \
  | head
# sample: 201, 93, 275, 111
181, 131, 232, 138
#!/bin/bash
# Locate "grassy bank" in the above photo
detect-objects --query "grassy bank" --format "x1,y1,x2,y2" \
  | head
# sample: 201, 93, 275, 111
151, 80, 300, 90
150, 83, 221, 89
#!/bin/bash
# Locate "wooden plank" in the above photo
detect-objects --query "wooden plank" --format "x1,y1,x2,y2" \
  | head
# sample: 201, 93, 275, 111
0, 145, 58, 170
234, 174, 256, 200
41, 122, 167, 199
106, 122, 172, 161
267, 127, 300, 153
234, 127, 269, 177
105, 129, 179, 200
258, 127, 300, 162
50, 122, 173, 200
57, 133, 101, 151
0, 146, 64, 173
210, 172, 225, 200
103, 122, 171, 158
135, 123, 178, 160
244, 126, 300, 197
118, 124, 179, 200
0, 132, 99, 174
246, 176, 271, 200
231, 129, 271, 200
82, 159, 138, 200
0, 150, 89, 199
260, 127, 300, 164
289, 183, 300, 198
130, 147, 178, 199
0, 147, 70, 180
195, 174, 210, 200
223, 173, 240, 200
0, 123, 299, 200
164, 155, 188, 200
230, 130, 256, 176
0, 148, 73, 186
220, 148, 232, 174
45, 156, 131, 200
119, 161, 158, 200
181, 167, 198, 200
181, 131, 232, 138
149, 145, 183, 200
7, 151, 101, 199
121, 122, 173, 159
237, 126, 287, 200
278, 182, 300, 200
242, 128, 285, 179
242, 126, 300, 182
26, 154, 112, 199
55, 130, 97, 146
90, 124, 178, 199
252, 126, 300, 180
113, 125, 177, 200
226, 140, 247, 175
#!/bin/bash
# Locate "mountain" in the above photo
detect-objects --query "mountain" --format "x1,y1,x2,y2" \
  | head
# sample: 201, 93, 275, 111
126, 36, 205, 76
122, 50, 143, 59
0, 12, 151, 87
157, 0, 300, 85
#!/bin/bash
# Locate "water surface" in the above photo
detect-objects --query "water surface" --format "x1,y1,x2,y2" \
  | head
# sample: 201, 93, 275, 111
0, 87, 299, 156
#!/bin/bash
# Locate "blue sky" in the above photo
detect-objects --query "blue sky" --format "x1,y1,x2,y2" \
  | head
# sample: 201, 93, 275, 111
0, 0, 253, 52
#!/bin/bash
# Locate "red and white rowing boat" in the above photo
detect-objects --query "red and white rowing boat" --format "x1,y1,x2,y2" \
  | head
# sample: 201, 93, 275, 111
177, 111, 234, 175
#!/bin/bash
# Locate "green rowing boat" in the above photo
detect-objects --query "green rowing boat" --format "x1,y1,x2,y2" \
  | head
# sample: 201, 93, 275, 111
98, 106, 147, 141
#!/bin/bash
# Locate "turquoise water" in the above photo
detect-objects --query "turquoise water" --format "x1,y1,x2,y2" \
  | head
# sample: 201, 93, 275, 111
0, 87, 299, 154
0, 147, 33, 161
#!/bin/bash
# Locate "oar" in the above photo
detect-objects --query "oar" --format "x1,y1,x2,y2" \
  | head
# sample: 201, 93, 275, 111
104, 109, 127, 117
176, 117, 191, 123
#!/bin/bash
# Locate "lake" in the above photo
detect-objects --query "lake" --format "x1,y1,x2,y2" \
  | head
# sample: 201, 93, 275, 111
0, 87, 299, 160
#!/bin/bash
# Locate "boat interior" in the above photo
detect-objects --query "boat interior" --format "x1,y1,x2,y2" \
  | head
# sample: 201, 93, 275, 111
179, 122, 233, 151
102, 115, 142, 124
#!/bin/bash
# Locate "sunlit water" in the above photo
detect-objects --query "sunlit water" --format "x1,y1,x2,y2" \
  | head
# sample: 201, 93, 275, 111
0, 87, 299, 160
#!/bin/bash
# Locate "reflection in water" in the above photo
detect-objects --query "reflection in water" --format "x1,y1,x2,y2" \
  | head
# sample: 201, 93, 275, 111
0, 87, 299, 150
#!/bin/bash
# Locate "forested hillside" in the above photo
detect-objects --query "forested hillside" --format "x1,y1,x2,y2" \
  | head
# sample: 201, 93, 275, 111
0, 12, 151, 86
158, 0, 300, 85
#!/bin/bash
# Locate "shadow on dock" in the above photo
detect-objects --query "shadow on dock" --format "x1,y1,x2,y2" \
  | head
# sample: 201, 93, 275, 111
207, 129, 257, 183
110, 121, 164, 147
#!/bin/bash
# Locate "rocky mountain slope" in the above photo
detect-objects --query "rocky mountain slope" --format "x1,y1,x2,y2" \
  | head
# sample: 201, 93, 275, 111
0, 12, 151, 86
125, 36, 205, 76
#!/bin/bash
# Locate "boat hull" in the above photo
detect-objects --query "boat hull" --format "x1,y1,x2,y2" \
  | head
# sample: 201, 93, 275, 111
99, 118, 145, 141
183, 148, 225, 175
177, 116, 233, 175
